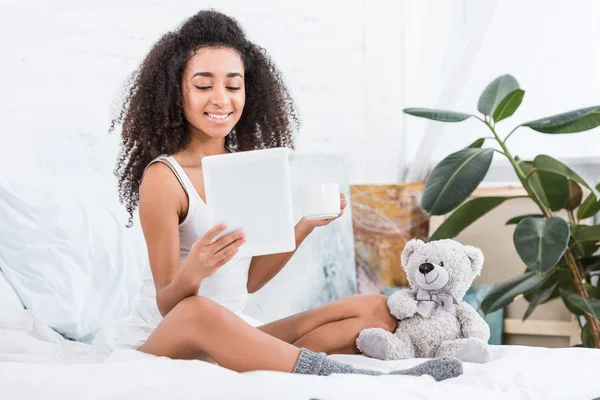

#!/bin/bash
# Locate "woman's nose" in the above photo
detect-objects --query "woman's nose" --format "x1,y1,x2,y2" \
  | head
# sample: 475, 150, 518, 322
210, 87, 229, 107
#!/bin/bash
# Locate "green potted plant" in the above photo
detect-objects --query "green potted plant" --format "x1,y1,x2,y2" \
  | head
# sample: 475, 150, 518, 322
403, 74, 600, 348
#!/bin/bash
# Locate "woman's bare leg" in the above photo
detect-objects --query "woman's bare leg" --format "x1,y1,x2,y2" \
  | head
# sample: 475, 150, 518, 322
138, 296, 299, 372
258, 294, 397, 354
137, 294, 463, 380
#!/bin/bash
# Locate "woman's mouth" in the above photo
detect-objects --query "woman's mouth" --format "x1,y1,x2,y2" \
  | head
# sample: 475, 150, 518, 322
205, 112, 233, 124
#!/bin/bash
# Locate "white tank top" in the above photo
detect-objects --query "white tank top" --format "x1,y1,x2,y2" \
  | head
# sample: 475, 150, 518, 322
144, 152, 252, 315
97, 152, 257, 351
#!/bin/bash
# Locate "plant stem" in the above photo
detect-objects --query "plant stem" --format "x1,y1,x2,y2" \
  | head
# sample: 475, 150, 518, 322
504, 126, 521, 143
480, 119, 552, 216
567, 210, 576, 226
479, 118, 600, 348
564, 249, 600, 347
492, 149, 508, 157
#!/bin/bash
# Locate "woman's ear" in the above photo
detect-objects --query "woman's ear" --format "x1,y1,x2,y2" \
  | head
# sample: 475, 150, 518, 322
401, 239, 425, 267
464, 245, 484, 275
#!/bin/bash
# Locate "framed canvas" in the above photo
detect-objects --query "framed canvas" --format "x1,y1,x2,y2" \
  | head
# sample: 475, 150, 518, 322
350, 183, 429, 294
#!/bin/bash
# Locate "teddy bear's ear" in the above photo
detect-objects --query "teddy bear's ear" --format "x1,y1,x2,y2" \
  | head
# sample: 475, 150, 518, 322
464, 245, 484, 275
401, 239, 425, 266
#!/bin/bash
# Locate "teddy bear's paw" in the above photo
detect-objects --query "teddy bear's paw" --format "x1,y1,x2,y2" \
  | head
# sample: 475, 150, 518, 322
357, 328, 412, 360
436, 338, 491, 363
387, 291, 418, 320
357, 328, 392, 360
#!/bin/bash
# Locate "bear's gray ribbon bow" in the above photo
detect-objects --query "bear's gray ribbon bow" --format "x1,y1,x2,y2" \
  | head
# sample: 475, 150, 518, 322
416, 287, 457, 318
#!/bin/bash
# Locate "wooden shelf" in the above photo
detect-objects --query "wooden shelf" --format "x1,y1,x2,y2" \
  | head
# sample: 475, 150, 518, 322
503, 317, 581, 346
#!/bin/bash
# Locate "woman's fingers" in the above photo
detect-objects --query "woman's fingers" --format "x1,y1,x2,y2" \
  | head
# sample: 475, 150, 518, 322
214, 239, 244, 262
211, 229, 245, 253
198, 222, 228, 246
215, 251, 239, 269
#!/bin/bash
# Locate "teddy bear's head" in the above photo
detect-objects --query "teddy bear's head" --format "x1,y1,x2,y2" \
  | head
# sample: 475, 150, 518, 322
400, 238, 484, 300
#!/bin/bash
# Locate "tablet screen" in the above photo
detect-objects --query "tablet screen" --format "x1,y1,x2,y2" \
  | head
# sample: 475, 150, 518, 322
202, 147, 296, 257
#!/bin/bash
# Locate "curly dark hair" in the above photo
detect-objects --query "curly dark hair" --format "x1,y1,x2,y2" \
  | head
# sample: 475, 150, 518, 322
110, 10, 300, 226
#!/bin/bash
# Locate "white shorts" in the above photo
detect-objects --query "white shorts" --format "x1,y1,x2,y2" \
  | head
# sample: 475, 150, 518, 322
91, 279, 263, 352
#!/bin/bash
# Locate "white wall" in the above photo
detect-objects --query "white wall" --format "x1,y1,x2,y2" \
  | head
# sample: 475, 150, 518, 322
0, 0, 598, 186
0, 0, 404, 184
403, 0, 600, 182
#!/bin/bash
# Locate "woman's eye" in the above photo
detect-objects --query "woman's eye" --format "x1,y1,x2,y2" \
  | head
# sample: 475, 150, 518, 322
227, 86, 241, 91
195, 86, 211, 90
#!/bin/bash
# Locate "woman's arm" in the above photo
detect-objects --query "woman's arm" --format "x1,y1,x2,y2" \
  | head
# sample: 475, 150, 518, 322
139, 163, 201, 317
246, 219, 314, 293
246, 194, 347, 293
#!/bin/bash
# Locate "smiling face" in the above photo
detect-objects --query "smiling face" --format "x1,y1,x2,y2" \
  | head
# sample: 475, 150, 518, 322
181, 47, 246, 140
414, 261, 450, 291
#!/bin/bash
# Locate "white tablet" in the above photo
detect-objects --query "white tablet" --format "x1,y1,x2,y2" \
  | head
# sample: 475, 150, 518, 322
202, 147, 296, 257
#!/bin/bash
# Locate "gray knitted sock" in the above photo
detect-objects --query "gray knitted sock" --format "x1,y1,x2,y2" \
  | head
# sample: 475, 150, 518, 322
292, 348, 462, 381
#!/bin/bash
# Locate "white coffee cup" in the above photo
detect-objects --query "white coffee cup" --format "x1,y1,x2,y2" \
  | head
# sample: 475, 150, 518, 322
300, 183, 341, 220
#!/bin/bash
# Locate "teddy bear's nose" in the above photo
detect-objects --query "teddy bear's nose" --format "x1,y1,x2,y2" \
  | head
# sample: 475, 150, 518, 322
419, 263, 434, 275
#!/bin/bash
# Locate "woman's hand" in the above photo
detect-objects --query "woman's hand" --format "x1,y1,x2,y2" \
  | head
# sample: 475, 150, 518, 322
301, 193, 348, 229
180, 223, 245, 284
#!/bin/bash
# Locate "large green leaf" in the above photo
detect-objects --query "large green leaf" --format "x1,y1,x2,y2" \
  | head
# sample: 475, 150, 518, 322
481, 271, 543, 314
513, 217, 570, 274
581, 323, 594, 347
581, 256, 600, 273
522, 106, 600, 133
526, 170, 570, 211
560, 291, 600, 321
403, 108, 472, 122
422, 148, 494, 215
587, 284, 600, 299
519, 161, 553, 210
523, 281, 559, 321
531, 155, 600, 200
467, 138, 486, 148
564, 180, 583, 211
577, 183, 600, 220
571, 225, 600, 243
492, 89, 525, 123
429, 197, 507, 240
506, 214, 544, 225
571, 240, 600, 259
522, 265, 572, 316
478, 75, 520, 117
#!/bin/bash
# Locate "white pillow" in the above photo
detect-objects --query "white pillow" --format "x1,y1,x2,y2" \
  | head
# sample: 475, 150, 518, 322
0, 268, 24, 313
0, 171, 148, 341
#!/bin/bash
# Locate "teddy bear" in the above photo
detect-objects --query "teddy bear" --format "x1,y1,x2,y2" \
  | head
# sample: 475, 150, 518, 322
356, 238, 492, 363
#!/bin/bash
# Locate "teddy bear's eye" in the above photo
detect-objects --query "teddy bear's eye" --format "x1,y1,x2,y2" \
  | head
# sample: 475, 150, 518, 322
439, 261, 444, 267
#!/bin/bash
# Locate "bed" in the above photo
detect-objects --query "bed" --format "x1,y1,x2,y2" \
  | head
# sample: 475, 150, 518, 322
1, 307, 599, 400
1, 169, 600, 400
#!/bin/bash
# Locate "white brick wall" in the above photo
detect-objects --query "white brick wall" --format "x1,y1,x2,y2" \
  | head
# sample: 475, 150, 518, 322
0, 0, 405, 184
2, 1, 598, 186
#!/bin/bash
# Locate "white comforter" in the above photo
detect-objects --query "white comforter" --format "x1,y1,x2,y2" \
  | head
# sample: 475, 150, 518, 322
1, 311, 599, 400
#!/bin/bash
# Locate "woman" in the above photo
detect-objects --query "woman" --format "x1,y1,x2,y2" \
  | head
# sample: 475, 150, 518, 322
111, 9, 461, 379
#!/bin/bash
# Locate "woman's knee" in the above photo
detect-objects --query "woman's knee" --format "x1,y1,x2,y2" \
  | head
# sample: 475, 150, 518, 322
140, 296, 224, 359
172, 295, 225, 327
168, 296, 231, 351
353, 294, 397, 332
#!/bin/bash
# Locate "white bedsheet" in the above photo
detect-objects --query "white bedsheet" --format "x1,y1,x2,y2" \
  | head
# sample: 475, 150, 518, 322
1, 310, 599, 400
